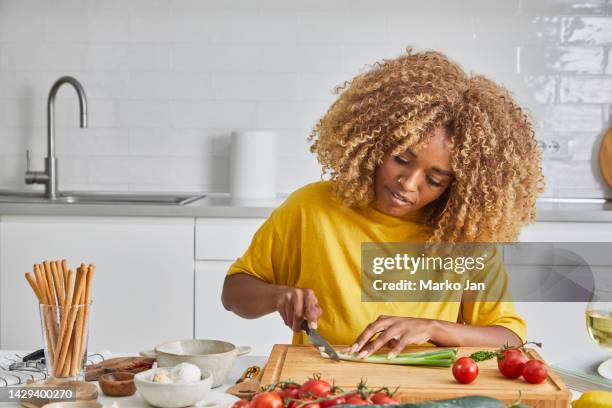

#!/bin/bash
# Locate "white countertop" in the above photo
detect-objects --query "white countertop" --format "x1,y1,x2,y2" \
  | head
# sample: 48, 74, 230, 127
0, 351, 589, 406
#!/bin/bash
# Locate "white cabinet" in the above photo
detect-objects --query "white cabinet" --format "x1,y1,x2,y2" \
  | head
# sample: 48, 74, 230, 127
0, 215, 195, 352
194, 261, 289, 356
515, 222, 612, 364
194, 217, 290, 356
195, 218, 265, 260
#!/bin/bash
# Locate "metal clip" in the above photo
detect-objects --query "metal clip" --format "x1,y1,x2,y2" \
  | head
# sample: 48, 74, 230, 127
8, 360, 46, 373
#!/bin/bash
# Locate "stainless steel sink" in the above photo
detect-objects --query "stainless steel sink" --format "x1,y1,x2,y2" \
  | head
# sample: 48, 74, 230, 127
0, 191, 206, 206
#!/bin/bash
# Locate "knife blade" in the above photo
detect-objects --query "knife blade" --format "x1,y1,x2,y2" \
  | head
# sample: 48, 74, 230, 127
301, 321, 340, 361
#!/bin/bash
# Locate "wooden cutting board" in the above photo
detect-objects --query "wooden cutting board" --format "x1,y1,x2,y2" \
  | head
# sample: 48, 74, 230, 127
260, 345, 571, 408
600, 128, 612, 188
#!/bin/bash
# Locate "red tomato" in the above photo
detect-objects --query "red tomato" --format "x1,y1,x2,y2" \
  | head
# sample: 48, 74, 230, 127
452, 357, 479, 384
319, 395, 347, 408
298, 379, 332, 398
369, 393, 399, 404
522, 359, 548, 384
344, 394, 370, 405
250, 392, 284, 408
288, 398, 320, 408
497, 349, 528, 379
281, 386, 300, 400
286, 400, 300, 408
233, 400, 250, 408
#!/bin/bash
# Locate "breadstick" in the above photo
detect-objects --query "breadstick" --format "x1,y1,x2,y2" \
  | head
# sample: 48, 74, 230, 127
43, 261, 57, 306
65, 348, 73, 378
38, 262, 61, 362
51, 261, 65, 306
54, 268, 86, 376
73, 264, 95, 376
34, 264, 50, 304
70, 266, 88, 376
54, 269, 73, 377
61, 259, 69, 299
25, 272, 43, 303
64, 270, 74, 307
53, 269, 78, 369
27, 270, 57, 374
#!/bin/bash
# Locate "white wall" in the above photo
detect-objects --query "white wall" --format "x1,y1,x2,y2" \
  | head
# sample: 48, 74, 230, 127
0, 0, 610, 198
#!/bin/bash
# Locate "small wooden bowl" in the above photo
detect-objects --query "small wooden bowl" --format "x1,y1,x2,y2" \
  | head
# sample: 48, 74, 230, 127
98, 371, 136, 397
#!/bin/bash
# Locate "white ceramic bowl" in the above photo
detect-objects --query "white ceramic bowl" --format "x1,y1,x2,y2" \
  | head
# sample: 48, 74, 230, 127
141, 339, 251, 388
134, 366, 213, 408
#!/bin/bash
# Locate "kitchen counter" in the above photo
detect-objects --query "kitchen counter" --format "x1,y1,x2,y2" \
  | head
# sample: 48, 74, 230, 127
534, 200, 612, 222
0, 192, 611, 221
0, 351, 585, 405
0, 193, 280, 219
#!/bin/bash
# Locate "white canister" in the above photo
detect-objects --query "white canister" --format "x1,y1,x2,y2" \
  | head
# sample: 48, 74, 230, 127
230, 131, 277, 200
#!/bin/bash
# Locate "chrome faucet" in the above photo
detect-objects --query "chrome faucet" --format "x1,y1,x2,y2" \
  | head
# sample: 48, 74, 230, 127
25, 76, 88, 199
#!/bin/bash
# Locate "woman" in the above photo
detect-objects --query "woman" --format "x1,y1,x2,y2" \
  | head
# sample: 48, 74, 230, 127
221, 49, 544, 359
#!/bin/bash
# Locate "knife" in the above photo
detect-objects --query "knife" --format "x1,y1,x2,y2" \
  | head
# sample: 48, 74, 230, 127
301, 321, 340, 361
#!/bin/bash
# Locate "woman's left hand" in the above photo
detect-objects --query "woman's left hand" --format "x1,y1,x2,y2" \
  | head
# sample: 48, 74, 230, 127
346, 315, 438, 359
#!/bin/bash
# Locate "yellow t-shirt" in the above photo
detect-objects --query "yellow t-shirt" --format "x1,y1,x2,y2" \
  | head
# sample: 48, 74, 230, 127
227, 181, 526, 346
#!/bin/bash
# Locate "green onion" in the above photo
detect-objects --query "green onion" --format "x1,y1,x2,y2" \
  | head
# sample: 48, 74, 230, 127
332, 348, 457, 367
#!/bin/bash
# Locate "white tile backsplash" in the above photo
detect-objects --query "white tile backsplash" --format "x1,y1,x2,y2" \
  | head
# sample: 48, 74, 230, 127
0, 0, 610, 198
0, 14, 45, 42
171, 44, 259, 72
559, 76, 612, 103
606, 51, 612, 74
561, 17, 612, 44
540, 104, 604, 132
211, 73, 300, 101
473, 17, 561, 45
129, 128, 214, 157
45, 16, 130, 43
520, 46, 605, 74
172, 101, 257, 128
518, 0, 608, 16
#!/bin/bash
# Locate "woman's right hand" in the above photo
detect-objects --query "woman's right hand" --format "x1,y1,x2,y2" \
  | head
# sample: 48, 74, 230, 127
275, 287, 322, 332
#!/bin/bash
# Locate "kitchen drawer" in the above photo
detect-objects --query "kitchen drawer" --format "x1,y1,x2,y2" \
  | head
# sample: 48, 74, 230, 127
195, 218, 265, 261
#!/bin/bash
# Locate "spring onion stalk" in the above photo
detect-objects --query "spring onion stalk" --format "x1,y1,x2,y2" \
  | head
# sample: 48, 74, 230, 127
324, 348, 457, 367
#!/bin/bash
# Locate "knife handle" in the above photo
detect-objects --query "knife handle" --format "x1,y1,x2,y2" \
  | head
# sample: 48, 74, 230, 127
301, 320, 310, 333
22, 348, 45, 362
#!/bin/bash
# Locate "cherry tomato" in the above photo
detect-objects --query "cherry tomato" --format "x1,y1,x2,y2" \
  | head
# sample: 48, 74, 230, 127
298, 379, 332, 398
250, 392, 284, 408
286, 400, 300, 408
319, 396, 347, 408
288, 398, 320, 408
452, 357, 479, 384
497, 349, 528, 379
232, 400, 250, 408
522, 359, 548, 384
369, 393, 399, 404
281, 386, 300, 400
344, 394, 370, 405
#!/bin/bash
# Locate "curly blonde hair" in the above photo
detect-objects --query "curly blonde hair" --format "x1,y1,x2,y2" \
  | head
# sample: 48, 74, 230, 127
309, 49, 544, 243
